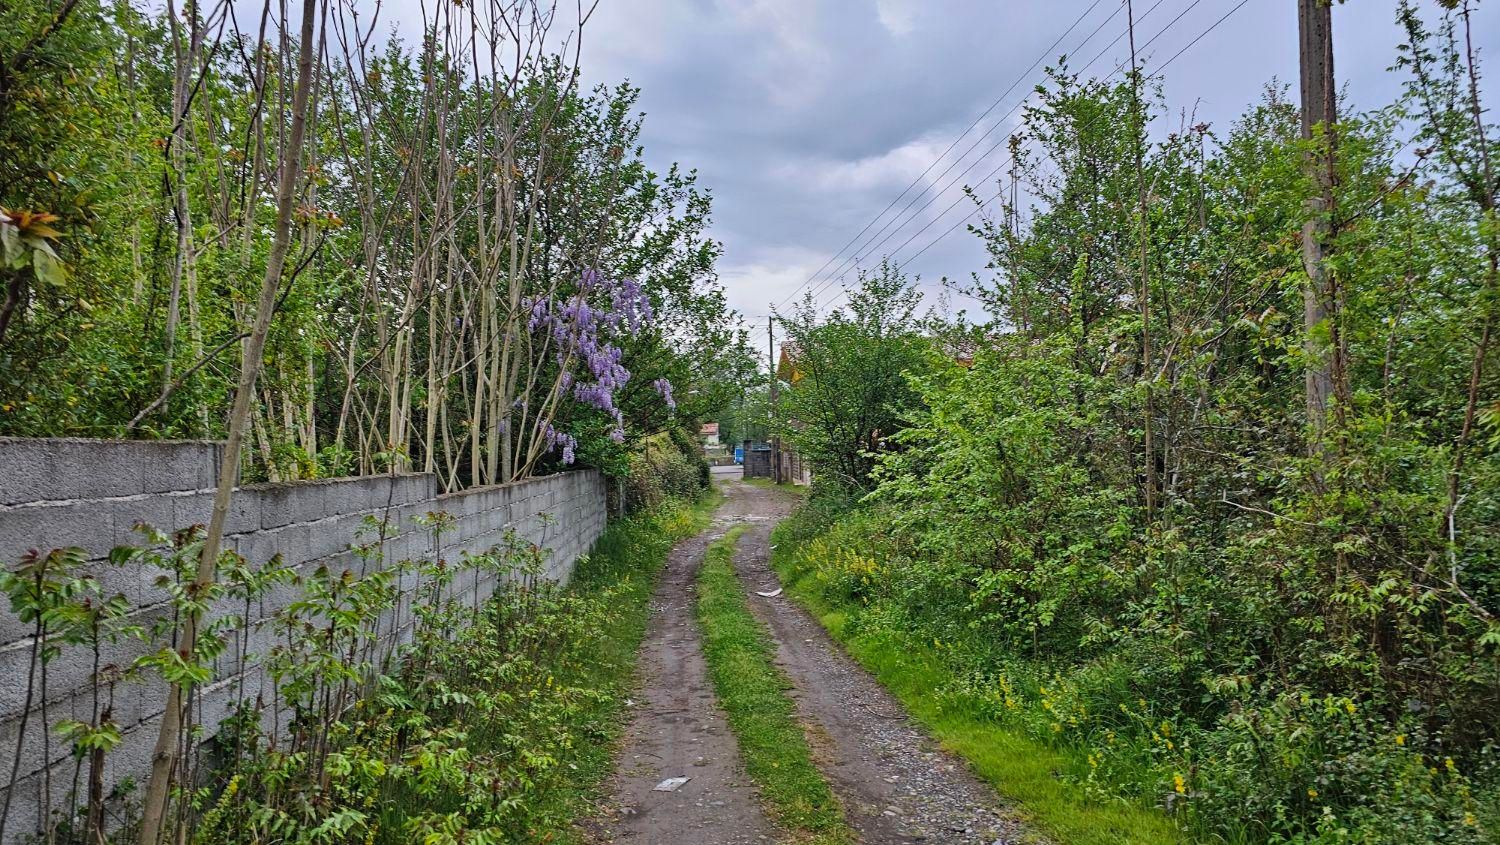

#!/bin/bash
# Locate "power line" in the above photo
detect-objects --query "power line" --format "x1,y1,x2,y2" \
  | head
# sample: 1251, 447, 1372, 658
818, 0, 1248, 313
773, 0, 1112, 311
791, 0, 1143, 308
803, 0, 1188, 312
814, 0, 1252, 315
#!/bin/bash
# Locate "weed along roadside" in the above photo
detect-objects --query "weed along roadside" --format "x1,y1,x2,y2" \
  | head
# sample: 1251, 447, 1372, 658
231, 493, 721, 845
770, 507, 1186, 845
695, 524, 858, 845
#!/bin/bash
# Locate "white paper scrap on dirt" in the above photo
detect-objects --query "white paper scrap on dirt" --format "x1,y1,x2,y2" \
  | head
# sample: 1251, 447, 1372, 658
756, 587, 783, 598
653, 777, 690, 792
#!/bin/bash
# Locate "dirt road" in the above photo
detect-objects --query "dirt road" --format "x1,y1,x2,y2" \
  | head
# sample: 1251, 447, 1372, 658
590, 477, 1026, 844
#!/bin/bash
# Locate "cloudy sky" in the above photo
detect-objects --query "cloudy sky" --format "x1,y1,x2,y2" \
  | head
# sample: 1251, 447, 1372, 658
561, 0, 1499, 330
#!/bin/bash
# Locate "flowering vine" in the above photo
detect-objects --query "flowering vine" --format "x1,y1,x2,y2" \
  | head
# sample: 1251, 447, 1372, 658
525, 270, 666, 463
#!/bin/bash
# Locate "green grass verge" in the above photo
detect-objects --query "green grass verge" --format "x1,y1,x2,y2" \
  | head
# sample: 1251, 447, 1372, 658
739, 476, 812, 496
772, 543, 1185, 845
538, 491, 722, 842
695, 526, 856, 845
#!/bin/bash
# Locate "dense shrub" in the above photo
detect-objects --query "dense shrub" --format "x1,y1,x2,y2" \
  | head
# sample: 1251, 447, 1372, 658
621, 427, 710, 513
777, 484, 1500, 844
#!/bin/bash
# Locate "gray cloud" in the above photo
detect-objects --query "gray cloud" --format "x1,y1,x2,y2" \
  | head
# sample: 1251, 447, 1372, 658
348, 0, 1497, 326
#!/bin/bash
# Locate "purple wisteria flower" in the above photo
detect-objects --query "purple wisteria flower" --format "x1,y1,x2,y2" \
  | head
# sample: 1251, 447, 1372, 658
652, 377, 676, 411
525, 269, 656, 462
543, 423, 580, 466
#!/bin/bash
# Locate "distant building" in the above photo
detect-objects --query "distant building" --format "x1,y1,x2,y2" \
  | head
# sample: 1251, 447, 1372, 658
768, 346, 812, 486
700, 421, 721, 446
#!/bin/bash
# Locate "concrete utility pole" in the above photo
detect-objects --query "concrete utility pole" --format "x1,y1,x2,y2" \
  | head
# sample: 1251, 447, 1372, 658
1298, 0, 1339, 452
769, 314, 781, 483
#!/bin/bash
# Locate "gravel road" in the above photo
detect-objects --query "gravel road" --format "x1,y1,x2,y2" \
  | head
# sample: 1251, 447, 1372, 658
589, 478, 1031, 845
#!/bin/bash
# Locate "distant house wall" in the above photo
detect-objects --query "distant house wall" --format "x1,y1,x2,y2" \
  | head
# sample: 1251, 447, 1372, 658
742, 440, 773, 478
0, 437, 607, 841
741, 440, 809, 484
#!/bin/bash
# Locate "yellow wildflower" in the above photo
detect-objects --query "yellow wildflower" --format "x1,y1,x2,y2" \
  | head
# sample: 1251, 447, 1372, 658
1308, 788, 1319, 799
1173, 773, 1186, 795
1395, 734, 1405, 746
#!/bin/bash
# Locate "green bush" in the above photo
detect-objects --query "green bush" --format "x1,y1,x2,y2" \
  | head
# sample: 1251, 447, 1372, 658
774, 495, 1500, 845
623, 427, 709, 512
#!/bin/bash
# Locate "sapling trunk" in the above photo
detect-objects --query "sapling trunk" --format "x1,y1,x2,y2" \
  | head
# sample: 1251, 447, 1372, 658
135, 0, 321, 840
0, 595, 42, 844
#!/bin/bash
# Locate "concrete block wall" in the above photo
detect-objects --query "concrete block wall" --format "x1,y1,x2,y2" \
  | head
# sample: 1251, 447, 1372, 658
0, 437, 607, 841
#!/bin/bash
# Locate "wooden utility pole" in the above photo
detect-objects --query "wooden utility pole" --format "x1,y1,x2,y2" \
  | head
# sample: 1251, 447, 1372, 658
1127, 0, 1157, 523
1007, 135, 1026, 337
769, 314, 781, 484
1298, 0, 1339, 449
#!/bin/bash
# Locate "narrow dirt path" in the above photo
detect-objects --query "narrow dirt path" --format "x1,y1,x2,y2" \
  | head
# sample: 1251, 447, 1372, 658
724, 479, 1027, 845
591, 475, 1028, 844
588, 489, 777, 845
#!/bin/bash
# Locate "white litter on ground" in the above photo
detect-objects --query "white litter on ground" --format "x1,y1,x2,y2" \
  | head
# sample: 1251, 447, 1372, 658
755, 588, 783, 598
653, 777, 691, 792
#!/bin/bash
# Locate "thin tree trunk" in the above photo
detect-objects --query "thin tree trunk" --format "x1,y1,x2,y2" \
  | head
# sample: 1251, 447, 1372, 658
136, 0, 319, 839
1127, 0, 1157, 522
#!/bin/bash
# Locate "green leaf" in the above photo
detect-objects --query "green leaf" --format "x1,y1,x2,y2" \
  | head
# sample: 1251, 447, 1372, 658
0, 220, 19, 265
32, 248, 66, 287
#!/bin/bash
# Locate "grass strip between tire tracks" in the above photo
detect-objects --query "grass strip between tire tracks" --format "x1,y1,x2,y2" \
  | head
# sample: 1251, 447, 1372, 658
696, 525, 857, 845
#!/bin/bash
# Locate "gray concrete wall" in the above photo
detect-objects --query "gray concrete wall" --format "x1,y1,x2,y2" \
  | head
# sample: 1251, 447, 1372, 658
0, 437, 607, 840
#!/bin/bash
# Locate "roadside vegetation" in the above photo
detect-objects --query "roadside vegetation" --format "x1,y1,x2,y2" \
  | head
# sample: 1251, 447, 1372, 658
773, 506, 1188, 845
771, 5, 1500, 843
696, 527, 855, 845
1, 1, 755, 841
42, 482, 714, 845
208, 496, 716, 845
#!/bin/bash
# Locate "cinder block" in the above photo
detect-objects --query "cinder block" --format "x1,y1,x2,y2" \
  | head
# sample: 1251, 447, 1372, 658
322, 477, 374, 517
195, 672, 257, 738
0, 439, 54, 506
254, 483, 308, 530
131, 670, 170, 727
100, 714, 161, 795
262, 523, 315, 570
398, 474, 437, 508
141, 441, 221, 494
305, 514, 357, 562
0, 500, 116, 565
169, 491, 215, 534
107, 495, 177, 553
222, 490, 262, 537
